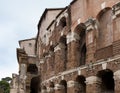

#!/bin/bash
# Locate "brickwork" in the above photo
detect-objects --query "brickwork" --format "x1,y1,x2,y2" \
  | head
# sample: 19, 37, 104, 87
14, 0, 120, 93
36, 1, 120, 93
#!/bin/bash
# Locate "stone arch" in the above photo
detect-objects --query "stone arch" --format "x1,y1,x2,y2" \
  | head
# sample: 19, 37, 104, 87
74, 23, 86, 35
30, 76, 40, 93
75, 75, 86, 93
96, 7, 112, 21
59, 80, 67, 93
96, 7, 113, 49
27, 64, 38, 74
95, 7, 113, 60
74, 23, 87, 66
97, 69, 115, 93
59, 17, 67, 28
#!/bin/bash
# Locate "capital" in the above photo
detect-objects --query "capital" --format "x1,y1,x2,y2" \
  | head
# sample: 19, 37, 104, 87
67, 80, 79, 88
67, 32, 80, 44
86, 76, 101, 84
114, 70, 120, 80
54, 84, 65, 90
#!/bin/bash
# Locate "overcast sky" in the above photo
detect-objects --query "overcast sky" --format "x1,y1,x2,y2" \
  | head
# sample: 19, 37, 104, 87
0, 0, 72, 80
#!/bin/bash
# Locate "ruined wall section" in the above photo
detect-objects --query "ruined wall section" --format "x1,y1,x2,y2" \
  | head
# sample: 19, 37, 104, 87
40, 8, 70, 82
39, 10, 62, 45
37, 1, 120, 93
37, 9, 62, 60
19, 38, 36, 55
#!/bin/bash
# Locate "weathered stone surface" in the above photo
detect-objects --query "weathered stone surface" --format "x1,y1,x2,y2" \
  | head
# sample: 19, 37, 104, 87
13, 0, 120, 93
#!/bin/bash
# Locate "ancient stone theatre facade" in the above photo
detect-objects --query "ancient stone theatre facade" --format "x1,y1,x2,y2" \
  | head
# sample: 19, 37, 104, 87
12, 0, 120, 93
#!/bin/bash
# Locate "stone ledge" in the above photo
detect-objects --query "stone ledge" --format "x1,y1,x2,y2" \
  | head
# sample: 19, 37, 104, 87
41, 55, 120, 84
67, 32, 80, 44
67, 80, 79, 88
54, 84, 65, 90
86, 76, 101, 84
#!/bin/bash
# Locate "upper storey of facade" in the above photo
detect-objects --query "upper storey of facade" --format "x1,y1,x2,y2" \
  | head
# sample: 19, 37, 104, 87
14, 0, 120, 93
37, 8, 64, 44
36, 8, 65, 58
35, 0, 120, 82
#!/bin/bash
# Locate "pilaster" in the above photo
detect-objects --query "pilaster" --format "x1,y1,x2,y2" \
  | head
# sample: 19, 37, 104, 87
86, 76, 101, 93
54, 84, 65, 93
67, 32, 80, 69
54, 43, 67, 73
114, 70, 120, 93
85, 18, 96, 63
67, 80, 79, 93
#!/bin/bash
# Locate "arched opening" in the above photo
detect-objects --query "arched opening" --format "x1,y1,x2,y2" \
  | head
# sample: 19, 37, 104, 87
60, 80, 67, 93
74, 23, 86, 35
59, 35, 67, 70
96, 7, 113, 49
30, 76, 40, 93
27, 64, 38, 74
97, 69, 115, 93
96, 7, 113, 60
59, 17, 67, 28
76, 75, 86, 93
74, 23, 87, 66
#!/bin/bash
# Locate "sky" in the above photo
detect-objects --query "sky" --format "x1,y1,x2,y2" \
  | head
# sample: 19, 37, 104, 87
0, 0, 73, 80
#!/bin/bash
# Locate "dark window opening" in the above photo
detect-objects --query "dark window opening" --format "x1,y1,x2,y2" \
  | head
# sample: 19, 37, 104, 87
79, 29, 86, 66
59, 17, 67, 28
30, 77, 40, 93
80, 44, 86, 65
74, 23, 87, 66
76, 75, 86, 93
27, 64, 38, 74
97, 69, 115, 93
60, 80, 67, 93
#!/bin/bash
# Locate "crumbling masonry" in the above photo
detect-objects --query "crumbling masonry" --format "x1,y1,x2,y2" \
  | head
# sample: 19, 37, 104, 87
10, 0, 120, 93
